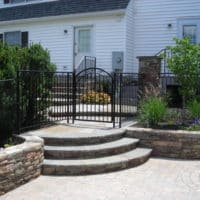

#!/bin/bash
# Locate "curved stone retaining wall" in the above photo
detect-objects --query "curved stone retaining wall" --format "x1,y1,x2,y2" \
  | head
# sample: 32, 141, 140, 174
0, 135, 44, 195
126, 127, 200, 159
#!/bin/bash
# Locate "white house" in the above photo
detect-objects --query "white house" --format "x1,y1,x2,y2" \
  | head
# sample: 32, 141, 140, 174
0, 0, 200, 73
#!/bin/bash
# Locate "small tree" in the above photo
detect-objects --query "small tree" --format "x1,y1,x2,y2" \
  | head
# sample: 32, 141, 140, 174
166, 38, 200, 105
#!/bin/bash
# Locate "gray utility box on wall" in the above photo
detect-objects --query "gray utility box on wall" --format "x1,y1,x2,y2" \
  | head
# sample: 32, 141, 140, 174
112, 51, 124, 72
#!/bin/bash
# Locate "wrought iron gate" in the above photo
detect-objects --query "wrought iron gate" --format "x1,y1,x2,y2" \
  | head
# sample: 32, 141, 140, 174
17, 68, 139, 133
73, 68, 115, 126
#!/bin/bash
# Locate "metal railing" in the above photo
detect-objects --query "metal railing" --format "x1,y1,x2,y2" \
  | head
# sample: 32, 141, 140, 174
155, 48, 172, 73
17, 70, 73, 133
75, 56, 96, 74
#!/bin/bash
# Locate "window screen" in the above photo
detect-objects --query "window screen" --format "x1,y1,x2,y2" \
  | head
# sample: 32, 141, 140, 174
183, 25, 197, 44
4, 31, 21, 46
78, 29, 91, 53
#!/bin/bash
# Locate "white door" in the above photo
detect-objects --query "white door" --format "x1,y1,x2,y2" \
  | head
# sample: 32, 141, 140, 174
74, 26, 94, 68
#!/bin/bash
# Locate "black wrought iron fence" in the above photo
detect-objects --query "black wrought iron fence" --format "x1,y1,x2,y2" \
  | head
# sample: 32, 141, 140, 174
16, 69, 200, 132
115, 73, 139, 127
0, 79, 16, 145
17, 70, 73, 133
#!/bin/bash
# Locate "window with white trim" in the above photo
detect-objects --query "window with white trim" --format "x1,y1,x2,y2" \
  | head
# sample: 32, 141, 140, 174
178, 18, 200, 44
2, 31, 29, 47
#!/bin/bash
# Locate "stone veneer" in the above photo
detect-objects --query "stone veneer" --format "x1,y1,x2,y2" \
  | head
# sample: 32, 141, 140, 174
126, 127, 200, 159
137, 56, 162, 98
0, 135, 44, 195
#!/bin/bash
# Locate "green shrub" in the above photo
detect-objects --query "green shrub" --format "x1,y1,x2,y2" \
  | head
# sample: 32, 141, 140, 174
187, 99, 200, 120
166, 38, 200, 104
184, 124, 200, 131
24, 43, 55, 71
0, 80, 15, 146
0, 42, 55, 145
138, 97, 167, 127
18, 44, 56, 127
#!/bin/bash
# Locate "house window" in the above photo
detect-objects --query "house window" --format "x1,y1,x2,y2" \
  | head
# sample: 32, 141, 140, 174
78, 29, 91, 53
178, 19, 200, 44
4, 31, 21, 46
3, 31, 29, 47
183, 25, 197, 44
4, 0, 36, 4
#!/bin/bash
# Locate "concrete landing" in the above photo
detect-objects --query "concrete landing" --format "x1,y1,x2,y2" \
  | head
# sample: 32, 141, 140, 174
2, 158, 200, 200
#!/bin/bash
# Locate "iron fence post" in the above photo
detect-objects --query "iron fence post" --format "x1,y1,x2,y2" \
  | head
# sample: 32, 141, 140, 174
16, 71, 20, 134
67, 73, 69, 123
119, 73, 122, 128
112, 73, 116, 128
72, 70, 76, 124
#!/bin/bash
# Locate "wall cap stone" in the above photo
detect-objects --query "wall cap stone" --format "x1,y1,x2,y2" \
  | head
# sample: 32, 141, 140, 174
0, 135, 44, 160
126, 127, 200, 159
126, 127, 200, 137
0, 135, 44, 195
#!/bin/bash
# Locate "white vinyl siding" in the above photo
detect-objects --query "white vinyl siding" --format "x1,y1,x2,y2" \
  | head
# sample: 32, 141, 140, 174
132, 0, 200, 72
124, 0, 134, 72
0, 0, 3, 7
0, 14, 125, 72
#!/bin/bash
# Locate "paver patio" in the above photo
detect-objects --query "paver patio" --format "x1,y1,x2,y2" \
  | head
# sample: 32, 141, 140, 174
2, 158, 200, 200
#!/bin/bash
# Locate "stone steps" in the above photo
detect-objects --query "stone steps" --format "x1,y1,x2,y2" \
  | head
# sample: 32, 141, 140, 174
52, 86, 88, 93
42, 148, 152, 175
27, 125, 152, 175
41, 129, 125, 146
51, 92, 82, 99
44, 138, 139, 159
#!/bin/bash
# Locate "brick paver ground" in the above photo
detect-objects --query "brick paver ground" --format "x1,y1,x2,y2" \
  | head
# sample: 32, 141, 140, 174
2, 158, 200, 200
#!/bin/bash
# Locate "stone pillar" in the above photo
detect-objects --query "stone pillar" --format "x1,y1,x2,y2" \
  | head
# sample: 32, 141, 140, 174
137, 56, 162, 98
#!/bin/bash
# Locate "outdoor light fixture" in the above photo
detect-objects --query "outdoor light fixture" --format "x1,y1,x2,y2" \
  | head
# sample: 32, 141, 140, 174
64, 30, 68, 34
168, 24, 172, 28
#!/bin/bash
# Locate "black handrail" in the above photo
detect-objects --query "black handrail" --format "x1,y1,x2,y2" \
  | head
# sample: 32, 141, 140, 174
75, 56, 96, 74
155, 48, 172, 73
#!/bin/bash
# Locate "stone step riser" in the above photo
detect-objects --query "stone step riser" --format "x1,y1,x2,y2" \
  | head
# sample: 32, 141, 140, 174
42, 150, 151, 175
43, 132, 125, 146
52, 87, 89, 93
44, 141, 137, 159
51, 94, 82, 99
48, 112, 117, 118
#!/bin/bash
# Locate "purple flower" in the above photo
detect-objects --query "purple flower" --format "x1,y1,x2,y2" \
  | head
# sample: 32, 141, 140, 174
192, 118, 200, 125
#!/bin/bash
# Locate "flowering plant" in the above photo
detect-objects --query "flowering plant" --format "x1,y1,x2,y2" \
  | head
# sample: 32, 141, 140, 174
80, 90, 111, 104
